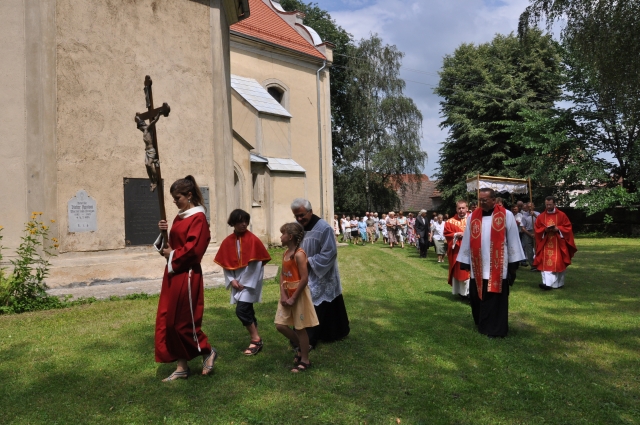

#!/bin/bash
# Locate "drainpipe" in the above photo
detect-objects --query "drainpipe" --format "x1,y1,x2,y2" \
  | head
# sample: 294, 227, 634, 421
316, 60, 327, 219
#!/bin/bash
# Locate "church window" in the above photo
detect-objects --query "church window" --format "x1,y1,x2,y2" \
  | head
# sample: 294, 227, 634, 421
267, 86, 284, 105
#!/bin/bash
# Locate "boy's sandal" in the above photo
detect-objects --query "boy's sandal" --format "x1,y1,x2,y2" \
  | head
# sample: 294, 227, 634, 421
243, 339, 263, 356
202, 349, 218, 376
291, 361, 311, 373
162, 367, 190, 382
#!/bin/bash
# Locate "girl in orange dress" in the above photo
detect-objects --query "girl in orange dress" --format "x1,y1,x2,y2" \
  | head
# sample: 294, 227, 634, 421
274, 222, 319, 372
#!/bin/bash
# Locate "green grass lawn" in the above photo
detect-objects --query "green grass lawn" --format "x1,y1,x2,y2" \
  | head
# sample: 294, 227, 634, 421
1, 237, 639, 424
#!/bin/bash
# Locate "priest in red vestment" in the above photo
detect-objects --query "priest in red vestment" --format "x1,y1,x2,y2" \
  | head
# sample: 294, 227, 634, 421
155, 176, 217, 381
444, 200, 471, 297
533, 196, 577, 290
457, 188, 525, 337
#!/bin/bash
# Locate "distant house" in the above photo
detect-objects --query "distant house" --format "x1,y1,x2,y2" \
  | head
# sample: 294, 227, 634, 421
393, 174, 442, 213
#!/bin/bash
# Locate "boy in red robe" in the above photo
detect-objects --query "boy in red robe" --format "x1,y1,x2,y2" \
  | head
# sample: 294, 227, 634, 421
444, 200, 471, 297
214, 209, 271, 355
533, 196, 577, 290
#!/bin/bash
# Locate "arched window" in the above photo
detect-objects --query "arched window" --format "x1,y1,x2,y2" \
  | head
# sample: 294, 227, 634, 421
267, 86, 284, 104
263, 79, 290, 111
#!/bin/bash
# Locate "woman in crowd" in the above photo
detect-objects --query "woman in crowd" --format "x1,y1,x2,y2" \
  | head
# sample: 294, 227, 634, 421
333, 215, 340, 242
387, 212, 398, 249
430, 214, 446, 263
380, 213, 389, 244
350, 216, 360, 245
343, 215, 351, 243
397, 211, 407, 249
340, 214, 349, 243
407, 212, 416, 247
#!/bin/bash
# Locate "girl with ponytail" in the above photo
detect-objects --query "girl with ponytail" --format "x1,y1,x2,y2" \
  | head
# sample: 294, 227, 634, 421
156, 175, 217, 381
274, 222, 319, 373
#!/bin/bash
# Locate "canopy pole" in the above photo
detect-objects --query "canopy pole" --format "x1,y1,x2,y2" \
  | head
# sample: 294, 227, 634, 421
528, 177, 532, 204
477, 173, 480, 202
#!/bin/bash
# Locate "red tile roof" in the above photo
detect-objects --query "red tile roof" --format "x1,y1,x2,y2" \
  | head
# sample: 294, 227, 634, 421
231, 0, 326, 60
392, 174, 442, 212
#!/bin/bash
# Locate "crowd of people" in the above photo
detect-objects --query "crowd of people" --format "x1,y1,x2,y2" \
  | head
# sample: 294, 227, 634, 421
153, 176, 577, 381
333, 192, 577, 338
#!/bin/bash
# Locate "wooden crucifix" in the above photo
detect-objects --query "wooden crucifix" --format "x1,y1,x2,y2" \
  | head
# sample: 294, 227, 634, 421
134, 75, 171, 249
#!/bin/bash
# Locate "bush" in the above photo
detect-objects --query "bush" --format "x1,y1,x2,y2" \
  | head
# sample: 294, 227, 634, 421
0, 213, 63, 314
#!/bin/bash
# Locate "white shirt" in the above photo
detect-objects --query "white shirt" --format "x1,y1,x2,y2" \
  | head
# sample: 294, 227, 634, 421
457, 209, 525, 280
224, 260, 265, 304
431, 221, 445, 241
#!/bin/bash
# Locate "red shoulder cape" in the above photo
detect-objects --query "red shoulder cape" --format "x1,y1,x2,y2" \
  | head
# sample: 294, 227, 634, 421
214, 230, 271, 270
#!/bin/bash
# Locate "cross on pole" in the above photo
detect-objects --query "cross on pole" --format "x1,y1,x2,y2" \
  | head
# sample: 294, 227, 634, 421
135, 75, 171, 249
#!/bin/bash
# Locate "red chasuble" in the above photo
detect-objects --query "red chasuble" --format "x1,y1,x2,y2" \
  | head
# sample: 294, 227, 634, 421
214, 230, 271, 270
444, 216, 470, 286
469, 205, 507, 300
155, 210, 212, 363
533, 209, 577, 272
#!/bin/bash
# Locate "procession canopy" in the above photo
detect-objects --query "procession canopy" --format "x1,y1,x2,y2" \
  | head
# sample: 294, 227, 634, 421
466, 175, 529, 194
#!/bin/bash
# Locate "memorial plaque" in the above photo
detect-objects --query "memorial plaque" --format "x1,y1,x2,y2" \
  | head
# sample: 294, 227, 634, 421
200, 186, 211, 224
124, 178, 163, 246
68, 190, 97, 232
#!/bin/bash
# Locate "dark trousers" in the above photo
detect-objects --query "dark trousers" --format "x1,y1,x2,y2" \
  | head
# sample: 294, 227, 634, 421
235, 301, 257, 327
306, 294, 350, 347
469, 279, 510, 337
418, 238, 429, 258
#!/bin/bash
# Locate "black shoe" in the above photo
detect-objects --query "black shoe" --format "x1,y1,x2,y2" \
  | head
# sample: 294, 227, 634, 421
539, 283, 551, 290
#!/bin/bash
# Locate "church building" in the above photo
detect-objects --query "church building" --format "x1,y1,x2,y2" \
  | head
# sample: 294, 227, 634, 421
0, 0, 333, 286
229, 0, 334, 244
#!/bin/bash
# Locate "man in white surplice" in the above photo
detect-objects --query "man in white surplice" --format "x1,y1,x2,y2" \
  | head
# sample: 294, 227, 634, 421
291, 198, 350, 347
457, 188, 525, 337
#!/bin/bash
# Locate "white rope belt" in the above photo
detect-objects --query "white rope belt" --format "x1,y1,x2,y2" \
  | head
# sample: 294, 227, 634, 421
187, 269, 201, 352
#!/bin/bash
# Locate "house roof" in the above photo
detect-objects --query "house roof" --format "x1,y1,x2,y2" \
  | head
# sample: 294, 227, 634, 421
231, 75, 292, 118
393, 174, 442, 212
230, 0, 326, 60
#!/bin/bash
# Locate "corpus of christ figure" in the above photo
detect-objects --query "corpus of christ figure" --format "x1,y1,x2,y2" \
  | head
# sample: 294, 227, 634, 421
135, 113, 162, 191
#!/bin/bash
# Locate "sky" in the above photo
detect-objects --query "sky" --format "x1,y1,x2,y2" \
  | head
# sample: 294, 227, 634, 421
313, 0, 533, 179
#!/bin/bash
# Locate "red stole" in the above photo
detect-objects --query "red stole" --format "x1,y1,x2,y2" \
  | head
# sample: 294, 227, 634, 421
469, 205, 507, 300
214, 230, 271, 270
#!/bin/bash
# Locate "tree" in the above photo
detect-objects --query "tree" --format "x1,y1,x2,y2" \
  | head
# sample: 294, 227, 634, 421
502, 108, 609, 206
434, 30, 563, 207
278, 3, 426, 212
520, 0, 640, 211
334, 34, 426, 212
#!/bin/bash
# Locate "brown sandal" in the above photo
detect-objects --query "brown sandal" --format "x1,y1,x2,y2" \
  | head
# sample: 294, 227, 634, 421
291, 361, 311, 373
243, 339, 263, 356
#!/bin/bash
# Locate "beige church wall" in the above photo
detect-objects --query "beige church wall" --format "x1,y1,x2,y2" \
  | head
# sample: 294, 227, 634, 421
0, 0, 28, 250
232, 137, 252, 212
260, 115, 291, 158
0, 0, 58, 254
231, 92, 259, 151
230, 44, 326, 217
269, 173, 306, 241
55, 0, 217, 252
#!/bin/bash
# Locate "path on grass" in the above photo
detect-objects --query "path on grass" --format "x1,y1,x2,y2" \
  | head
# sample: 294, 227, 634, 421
46, 264, 279, 300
